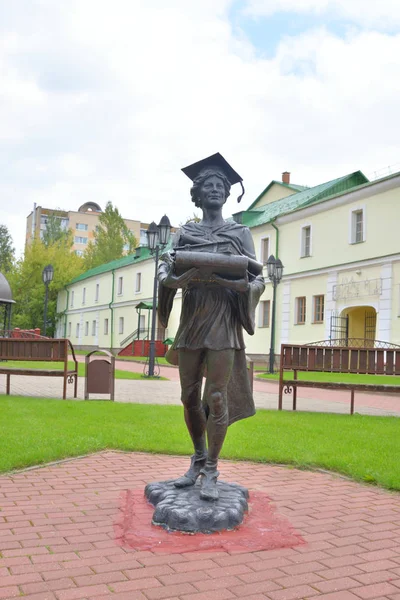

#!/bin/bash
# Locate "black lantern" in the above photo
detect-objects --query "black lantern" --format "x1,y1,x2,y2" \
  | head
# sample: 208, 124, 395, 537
158, 215, 171, 246
266, 254, 284, 373
145, 215, 171, 377
146, 222, 159, 251
42, 264, 54, 285
42, 264, 54, 336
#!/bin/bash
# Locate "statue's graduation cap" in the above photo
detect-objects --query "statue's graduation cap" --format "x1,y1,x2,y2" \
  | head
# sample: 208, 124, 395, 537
181, 152, 245, 202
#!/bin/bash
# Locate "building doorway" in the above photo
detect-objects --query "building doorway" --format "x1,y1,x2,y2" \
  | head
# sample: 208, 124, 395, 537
341, 306, 376, 345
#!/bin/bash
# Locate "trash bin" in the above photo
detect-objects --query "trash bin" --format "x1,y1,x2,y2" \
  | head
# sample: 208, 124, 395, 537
84, 349, 115, 401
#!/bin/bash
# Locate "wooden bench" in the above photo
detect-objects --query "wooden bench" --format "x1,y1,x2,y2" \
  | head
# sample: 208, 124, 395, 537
278, 339, 400, 414
0, 337, 78, 399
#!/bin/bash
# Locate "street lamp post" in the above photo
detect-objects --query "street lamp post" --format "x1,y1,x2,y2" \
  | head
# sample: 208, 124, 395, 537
42, 264, 54, 336
266, 255, 284, 374
146, 215, 171, 377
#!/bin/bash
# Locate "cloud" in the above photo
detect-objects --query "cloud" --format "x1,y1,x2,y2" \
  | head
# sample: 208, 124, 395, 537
242, 0, 400, 30
0, 0, 399, 259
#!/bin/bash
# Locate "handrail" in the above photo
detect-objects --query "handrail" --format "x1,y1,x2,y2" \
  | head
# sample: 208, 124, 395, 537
305, 338, 400, 349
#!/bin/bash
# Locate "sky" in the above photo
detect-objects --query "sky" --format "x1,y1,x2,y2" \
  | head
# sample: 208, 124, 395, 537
1, 0, 400, 257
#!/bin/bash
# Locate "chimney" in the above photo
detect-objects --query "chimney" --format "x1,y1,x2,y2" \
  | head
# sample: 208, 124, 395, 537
282, 171, 290, 185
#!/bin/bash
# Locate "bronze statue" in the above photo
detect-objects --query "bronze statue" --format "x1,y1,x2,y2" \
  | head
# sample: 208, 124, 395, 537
158, 153, 265, 501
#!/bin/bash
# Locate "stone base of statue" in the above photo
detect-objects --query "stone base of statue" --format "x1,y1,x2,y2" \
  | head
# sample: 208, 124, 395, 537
144, 479, 249, 533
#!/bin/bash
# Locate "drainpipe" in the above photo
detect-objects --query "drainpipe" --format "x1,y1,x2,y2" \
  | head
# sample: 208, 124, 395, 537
270, 219, 279, 258
109, 270, 115, 352
63, 288, 70, 338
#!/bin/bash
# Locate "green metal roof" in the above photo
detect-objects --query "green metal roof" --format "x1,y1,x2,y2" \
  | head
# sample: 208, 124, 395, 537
246, 180, 309, 211
237, 171, 369, 229
68, 246, 153, 285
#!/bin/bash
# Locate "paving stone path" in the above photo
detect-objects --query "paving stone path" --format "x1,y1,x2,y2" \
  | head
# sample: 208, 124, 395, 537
1, 452, 400, 599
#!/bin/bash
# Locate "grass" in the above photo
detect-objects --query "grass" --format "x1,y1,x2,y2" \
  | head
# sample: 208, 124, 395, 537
0, 360, 167, 380
0, 396, 400, 491
257, 370, 400, 386
116, 355, 171, 366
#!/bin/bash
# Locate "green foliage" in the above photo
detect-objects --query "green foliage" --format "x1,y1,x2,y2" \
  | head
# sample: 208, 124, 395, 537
9, 238, 84, 336
1, 400, 400, 492
0, 224, 15, 273
41, 212, 69, 247
83, 202, 137, 270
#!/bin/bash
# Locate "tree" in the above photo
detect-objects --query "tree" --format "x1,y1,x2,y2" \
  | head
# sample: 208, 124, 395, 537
181, 212, 201, 225
9, 237, 84, 337
83, 202, 137, 270
42, 212, 69, 247
0, 224, 15, 273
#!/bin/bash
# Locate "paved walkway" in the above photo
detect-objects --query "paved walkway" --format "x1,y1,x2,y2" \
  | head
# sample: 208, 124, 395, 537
1, 451, 400, 599
1, 357, 399, 417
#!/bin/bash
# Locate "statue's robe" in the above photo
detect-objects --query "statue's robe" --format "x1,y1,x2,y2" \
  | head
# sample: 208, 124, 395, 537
158, 220, 265, 425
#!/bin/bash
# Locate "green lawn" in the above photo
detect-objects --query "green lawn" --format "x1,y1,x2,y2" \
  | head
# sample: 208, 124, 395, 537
1, 360, 166, 380
258, 370, 400, 386
0, 396, 400, 491
116, 355, 170, 365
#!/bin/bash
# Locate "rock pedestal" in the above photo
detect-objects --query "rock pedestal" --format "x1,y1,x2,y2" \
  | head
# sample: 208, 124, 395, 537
144, 479, 249, 533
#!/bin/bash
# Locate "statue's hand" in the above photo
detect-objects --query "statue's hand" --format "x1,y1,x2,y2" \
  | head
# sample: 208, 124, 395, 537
161, 267, 199, 289
211, 273, 249, 292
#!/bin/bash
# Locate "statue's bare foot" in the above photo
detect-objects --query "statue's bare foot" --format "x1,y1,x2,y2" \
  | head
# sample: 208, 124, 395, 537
174, 453, 207, 488
199, 469, 219, 501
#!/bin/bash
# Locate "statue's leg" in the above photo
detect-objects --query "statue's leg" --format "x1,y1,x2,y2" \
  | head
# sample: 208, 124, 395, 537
174, 349, 207, 488
200, 349, 235, 501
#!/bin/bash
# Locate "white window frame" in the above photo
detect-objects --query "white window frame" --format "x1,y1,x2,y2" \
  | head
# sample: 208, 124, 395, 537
70, 291, 74, 308
258, 300, 270, 328
300, 224, 312, 258
295, 296, 306, 325
119, 316, 124, 334
67, 322, 71, 337
104, 318, 109, 335
76, 323, 80, 338
82, 287, 86, 305
349, 206, 366, 244
260, 236, 270, 265
92, 320, 96, 336
117, 276, 123, 296
74, 236, 88, 245
95, 283, 100, 302
84, 321, 89, 336
76, 223, 88, 231
135, 272, 142, 293
312, 295, 325, 324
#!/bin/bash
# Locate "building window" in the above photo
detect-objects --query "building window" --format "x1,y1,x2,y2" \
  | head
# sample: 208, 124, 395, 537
140, 228, 148, 246
95, 283, 99, 302
76, 223, 88, 231
313, 295, 324, 323
301, 226, 311, 258
136, 272, 142, 293
295, 297, 306, 324
92, 320, 96, 336
351, 209, 364, 243
70, 291, 74, 308
117, 276, 123, 295
260, 237, 270, 265
74, 236, 88, 245
119, 316, 124, 334
104, 318, 109, 335
259, 300, 270, 328
75, 250, 84, 257
68, 322, 71, 337
84, 321, 89, 336
82, 287, 86, 305
76, 323, 80, 338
